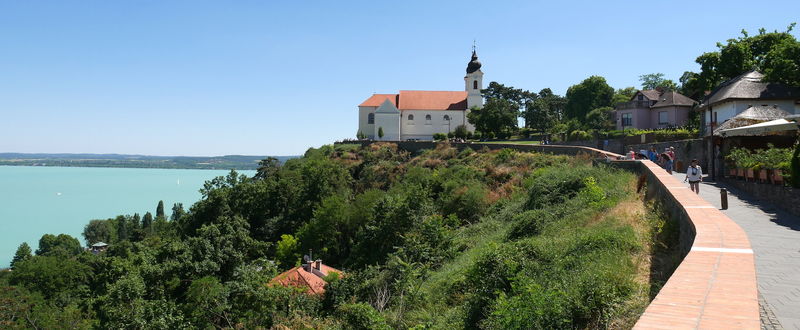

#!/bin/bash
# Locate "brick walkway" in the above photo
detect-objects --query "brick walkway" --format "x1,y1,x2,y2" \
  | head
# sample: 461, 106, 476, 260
672, 172, 800, 330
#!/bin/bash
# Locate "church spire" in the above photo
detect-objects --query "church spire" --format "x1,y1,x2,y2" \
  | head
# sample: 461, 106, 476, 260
466, 42, 482, 74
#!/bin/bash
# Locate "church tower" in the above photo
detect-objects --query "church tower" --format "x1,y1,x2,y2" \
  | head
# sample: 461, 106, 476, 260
464, 48, 483, 110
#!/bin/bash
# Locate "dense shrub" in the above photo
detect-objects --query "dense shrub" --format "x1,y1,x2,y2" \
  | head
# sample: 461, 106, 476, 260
525, 166, 589, 209
336, 303, 391, 330
432, 133, 447, 141
568, 130, 593, 141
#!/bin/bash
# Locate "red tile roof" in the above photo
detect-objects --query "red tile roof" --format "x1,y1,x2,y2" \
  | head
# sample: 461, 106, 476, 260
359, 94, 398, 107
359, 91, 468, 110
269, 263, 343, 295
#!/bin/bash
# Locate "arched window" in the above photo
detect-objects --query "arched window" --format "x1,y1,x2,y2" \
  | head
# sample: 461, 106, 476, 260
473, 80, 478, 89
408, 114, 414, 121
443, 115, 450, 121
367, 113, 374, 124
425, 114, 432, 121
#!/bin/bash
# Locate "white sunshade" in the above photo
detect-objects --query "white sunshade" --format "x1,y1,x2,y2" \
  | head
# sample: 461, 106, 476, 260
718, 119, 799, 137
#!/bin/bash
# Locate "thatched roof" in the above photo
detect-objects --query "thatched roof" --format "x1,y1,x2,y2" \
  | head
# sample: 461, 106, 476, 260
713, 105, 792, 135
700, 71, 800, 110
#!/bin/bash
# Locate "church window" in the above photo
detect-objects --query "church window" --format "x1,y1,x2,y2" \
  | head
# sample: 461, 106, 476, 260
425, 114, 432, 125
443, 115, 450, 121
367, 113, 374, 124
473, 80, 478, 89
408, 114, 414, 121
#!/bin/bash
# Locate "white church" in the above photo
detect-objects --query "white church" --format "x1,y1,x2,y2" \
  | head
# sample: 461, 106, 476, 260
357, 50, 484, 141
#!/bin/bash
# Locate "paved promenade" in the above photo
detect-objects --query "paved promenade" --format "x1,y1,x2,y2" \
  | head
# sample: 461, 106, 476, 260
671, 172, 800, 329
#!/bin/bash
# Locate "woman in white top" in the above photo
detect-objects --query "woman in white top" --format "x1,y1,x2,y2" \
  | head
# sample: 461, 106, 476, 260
684, 159, 703, 194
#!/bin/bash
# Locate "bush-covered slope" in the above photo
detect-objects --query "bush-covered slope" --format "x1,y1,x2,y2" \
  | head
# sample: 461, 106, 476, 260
0, 143, 677, 329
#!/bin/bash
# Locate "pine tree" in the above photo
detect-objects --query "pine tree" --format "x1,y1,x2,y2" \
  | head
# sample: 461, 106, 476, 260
131, 213, 141, 229
116, 215, 129, 241
142, 212, 154, 229
156, 200, 165, 220
10, 242, 32, 269
171, 203, 185, 221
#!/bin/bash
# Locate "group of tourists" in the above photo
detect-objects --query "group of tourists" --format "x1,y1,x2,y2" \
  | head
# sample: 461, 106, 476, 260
626, 146, 704, 194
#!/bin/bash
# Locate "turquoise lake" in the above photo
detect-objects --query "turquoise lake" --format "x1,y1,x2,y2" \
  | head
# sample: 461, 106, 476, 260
0, 166, 255, 267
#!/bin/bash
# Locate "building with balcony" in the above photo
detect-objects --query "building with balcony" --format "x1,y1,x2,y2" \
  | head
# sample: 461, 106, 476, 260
614, 89, 696, 130
698, 70, 800, 136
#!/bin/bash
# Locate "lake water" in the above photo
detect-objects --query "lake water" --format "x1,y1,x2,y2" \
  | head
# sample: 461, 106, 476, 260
0, 166, 255, 267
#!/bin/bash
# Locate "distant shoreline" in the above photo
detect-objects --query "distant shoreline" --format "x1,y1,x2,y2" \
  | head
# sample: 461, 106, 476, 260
0, 153, 298, 171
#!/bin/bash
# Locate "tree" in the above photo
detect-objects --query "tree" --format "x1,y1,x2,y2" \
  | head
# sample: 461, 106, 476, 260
639, 73, 678, 91
255, 157, 281, 180
186, 276, 232, 328
378, 127, 384, 139
276, 234, 300, 267
467, 100, 518, 139
763, 35, 800, 86
611, 87, 637, 105
585, 107, 615, 130
10, 243, 32, 269
681, 24, 800, 98
9, 256, 91, 299
482, 82, 536, 128
156, 200, 166, 220
564, 76, 614, 120
524, 88, 567, 132
171, 203, 186, 221
525, 88, 566, 133
116, 215, 129, 241
142, 212, 154, 229
453, 124, 469, 139
35, 234, 82, 257
83, 219, 114, 245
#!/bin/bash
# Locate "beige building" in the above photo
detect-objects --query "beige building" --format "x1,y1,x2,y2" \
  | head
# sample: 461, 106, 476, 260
357, 50, 484, 140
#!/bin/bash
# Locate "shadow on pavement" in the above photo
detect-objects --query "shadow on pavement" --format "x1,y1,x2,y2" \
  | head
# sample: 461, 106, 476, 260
703, 180, 800, 232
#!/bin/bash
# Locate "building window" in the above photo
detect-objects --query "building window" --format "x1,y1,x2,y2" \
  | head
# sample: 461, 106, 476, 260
637, 94, 644, 101
443, 115, 450, 121
622, 113, 632, 127
367, 113, 374, 124
473, 80, 478, 89
658, 111, 668, 125
425, 114, 432, 125
408, 114, 414, 121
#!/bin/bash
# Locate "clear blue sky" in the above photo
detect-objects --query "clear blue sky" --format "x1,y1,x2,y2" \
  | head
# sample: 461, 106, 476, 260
1, 1, 798, 156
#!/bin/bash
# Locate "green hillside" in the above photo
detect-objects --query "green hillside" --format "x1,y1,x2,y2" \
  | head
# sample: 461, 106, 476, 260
0, 143, 678, 329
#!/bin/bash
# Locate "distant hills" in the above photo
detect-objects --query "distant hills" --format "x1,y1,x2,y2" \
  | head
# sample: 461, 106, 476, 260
0, 153, 297, 170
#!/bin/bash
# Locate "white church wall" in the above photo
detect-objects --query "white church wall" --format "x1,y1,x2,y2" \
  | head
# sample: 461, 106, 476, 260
400, 109, 468, 140
374, 112, 400, 141
358, 106, 376, 139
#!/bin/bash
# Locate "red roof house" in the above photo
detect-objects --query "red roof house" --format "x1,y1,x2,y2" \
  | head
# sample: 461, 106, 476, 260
269, 260, 342, 295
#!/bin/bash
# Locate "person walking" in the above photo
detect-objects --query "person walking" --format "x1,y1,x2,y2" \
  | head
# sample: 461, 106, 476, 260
684, 159, 703, 194
647, 147, 658, 162
668, 147, 676, 171
662, 148, 673, 174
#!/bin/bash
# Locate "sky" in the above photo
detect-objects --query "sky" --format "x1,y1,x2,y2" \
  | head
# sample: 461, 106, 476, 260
1, 1, 798, 156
